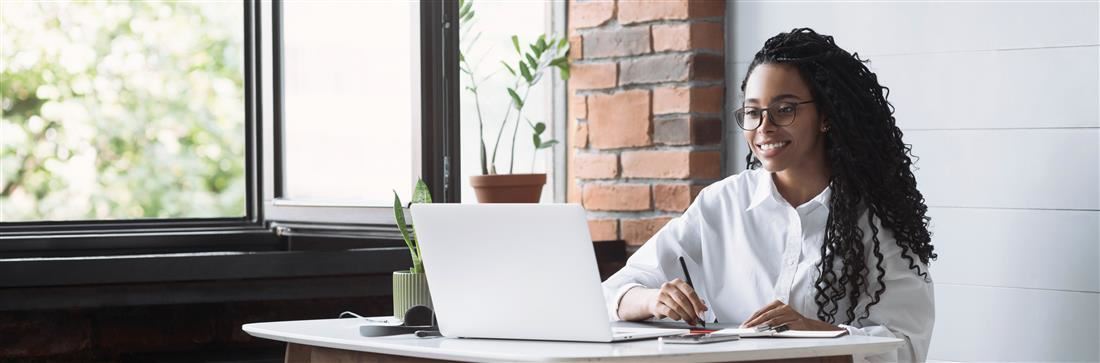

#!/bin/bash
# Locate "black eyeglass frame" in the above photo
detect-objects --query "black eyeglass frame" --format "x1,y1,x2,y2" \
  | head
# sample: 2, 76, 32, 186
733, 100, 816, 131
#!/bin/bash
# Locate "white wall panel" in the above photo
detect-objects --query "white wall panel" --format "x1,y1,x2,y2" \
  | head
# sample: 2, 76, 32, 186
731, 2, 1099, 62
908, 129, 1100, 210
872, 46, 1100, 130
930, 284, 1100, 362
929, 207, 1100, 293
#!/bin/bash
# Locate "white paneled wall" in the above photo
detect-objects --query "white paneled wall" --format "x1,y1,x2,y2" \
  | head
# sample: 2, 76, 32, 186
725, 1, 1100, 361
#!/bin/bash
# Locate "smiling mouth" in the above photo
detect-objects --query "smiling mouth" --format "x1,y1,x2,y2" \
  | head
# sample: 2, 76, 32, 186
757, 141, 791, 151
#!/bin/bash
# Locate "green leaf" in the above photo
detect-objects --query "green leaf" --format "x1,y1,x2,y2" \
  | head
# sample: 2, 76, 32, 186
458, 52, 465, 63
529, 44, 542, 58
412, 178, 432, 204
557, 37, 568, 49
464, 10, 475, 22
534, 121, 546, 134
511, 35, 521, 54
549, 56, 568, 68
500, 61, 516, 76
532, 133, 541, 148
393, 191, 416, 258
507, 87, 523, 109
536, 35, 547, 53
538, 140, 560, 149
460, 0, 472, 18
557, 63, 570, 80
519, 61, 533, 83
525, 53, 538, 70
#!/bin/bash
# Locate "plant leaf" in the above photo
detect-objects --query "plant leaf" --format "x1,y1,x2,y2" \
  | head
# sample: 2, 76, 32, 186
393, 191, 415, 258
536, 35, 547, 53
525, 53, 538, 70
557, 63, 570, 80
534, 121, 546, 134
538, 140, 560, 149
412, 178, 432, 204
557, 37, 568, 49
460, 0, 472, 18
511, 35, 521, 54
549, 56, 568, 67
532, 133, 541, 148
507, 87, 523, 109
500, 61, 516, 76
519, 61, 533, 83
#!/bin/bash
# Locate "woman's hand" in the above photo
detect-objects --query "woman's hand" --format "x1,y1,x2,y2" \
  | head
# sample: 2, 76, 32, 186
618, 279, 708, 325
741, 299, 843, 331
645, 278, 708, 326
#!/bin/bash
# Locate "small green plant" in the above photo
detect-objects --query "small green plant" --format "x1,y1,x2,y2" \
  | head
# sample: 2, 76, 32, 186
392, 179, 432, 274
459, 0, 570, 175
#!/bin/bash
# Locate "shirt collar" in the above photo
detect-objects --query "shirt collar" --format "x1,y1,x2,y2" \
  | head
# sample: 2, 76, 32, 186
746, 170, 781, 212
745, 170, 833, 212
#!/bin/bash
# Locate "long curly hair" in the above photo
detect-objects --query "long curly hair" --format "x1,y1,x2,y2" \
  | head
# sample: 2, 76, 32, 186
740, 28, 936, 325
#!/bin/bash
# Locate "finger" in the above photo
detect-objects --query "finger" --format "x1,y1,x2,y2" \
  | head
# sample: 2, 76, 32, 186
670, 280, 708, 317
744, 305, 784, 328
743, 300, 784, 327
664, 286, 700, 324
762, 316, 796, 330
656, 301, 682, 322
659, 291, 695, 325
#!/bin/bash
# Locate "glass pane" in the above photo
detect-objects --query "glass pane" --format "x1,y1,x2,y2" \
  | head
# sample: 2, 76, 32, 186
458, 1, 554, 203
281, 2, 417, 205
0, 1, 246, 222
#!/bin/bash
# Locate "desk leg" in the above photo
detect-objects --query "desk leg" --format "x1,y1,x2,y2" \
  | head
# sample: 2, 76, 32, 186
284, 343, 458, 363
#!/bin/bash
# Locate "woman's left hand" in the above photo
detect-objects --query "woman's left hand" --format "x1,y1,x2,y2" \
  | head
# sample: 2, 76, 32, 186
740, 299, 843, 331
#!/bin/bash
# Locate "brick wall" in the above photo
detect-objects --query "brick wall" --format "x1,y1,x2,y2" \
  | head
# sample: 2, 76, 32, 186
567, 0, 726, 249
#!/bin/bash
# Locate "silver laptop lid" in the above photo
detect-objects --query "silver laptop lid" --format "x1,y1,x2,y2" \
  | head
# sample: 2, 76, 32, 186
410, 203, 614, 342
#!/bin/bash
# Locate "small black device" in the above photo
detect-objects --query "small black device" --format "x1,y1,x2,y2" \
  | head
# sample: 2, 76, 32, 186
659, 333, 740, 344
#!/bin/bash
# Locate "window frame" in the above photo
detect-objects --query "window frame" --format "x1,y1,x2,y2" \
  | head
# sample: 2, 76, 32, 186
262, 0, 460, 237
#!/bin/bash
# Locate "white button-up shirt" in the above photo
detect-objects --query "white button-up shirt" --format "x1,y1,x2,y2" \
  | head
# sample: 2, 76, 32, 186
602, 168, 934, 362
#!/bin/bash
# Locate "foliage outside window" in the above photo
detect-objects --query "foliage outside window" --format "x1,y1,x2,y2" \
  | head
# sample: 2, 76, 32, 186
0, 1, 246, 222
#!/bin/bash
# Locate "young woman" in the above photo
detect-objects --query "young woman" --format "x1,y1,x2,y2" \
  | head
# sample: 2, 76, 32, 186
602, 28, 936, 362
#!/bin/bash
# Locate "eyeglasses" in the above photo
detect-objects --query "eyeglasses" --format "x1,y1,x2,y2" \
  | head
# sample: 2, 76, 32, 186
733, 100, 815, 131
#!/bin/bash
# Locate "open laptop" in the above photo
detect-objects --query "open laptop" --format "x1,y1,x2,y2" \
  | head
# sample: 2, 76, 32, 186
409, 203, 688, 342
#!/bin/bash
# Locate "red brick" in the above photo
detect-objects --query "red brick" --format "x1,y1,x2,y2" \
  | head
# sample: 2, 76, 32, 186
622, 216, 674, 246
653, 86, 724, 114
571, 94, 588, 120
618, 0, 724, 24
588, 218, 619, 241
654, 116, 722, 146
692, 54, 724, 80
583, 183, 651, 211
569, 34, 583, 60
621, 150, 722, 179
652, 22, 724, 52
572, 122, 589, 148
569, 0, 616, 30
573, 152, 619, 179
588, 90, 652, 149
570, 62, 618, 90
654, 183, 706, 212
583, 26, 651, 59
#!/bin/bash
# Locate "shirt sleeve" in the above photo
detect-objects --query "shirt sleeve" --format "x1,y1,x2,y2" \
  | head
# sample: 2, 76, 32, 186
838, 213, 936, 363
600, 187, 709, 320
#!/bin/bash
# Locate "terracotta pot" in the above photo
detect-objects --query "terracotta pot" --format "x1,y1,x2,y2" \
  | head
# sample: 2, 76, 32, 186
468, 173, 547, 203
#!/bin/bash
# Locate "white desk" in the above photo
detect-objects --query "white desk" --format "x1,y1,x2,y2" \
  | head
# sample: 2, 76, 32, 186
243, 318, 903, 362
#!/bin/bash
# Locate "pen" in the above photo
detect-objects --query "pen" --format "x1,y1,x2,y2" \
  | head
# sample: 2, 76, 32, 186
678, 256, 705, 328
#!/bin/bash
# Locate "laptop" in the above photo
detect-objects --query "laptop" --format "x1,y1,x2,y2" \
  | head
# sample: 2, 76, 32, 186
409, 203, 689, 342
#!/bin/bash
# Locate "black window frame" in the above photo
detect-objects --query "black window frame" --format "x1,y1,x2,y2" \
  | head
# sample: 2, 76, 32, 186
0, 0, 460, 282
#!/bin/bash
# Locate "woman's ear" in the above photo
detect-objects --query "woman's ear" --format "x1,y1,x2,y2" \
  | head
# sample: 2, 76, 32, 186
820, 119, 830, 132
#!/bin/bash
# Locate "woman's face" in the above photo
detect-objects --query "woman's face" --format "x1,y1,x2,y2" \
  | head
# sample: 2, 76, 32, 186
741, 63, 827, 173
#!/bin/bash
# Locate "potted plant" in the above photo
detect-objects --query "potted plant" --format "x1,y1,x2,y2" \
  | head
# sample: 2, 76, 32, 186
460, 0, 570, 203
391, 179, 432, 321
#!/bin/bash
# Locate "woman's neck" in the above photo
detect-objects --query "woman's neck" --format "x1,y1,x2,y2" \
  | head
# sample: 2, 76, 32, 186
772, 159, 831, 208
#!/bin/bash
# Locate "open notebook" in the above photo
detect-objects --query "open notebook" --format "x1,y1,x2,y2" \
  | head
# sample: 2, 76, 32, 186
711, 328, 848, 338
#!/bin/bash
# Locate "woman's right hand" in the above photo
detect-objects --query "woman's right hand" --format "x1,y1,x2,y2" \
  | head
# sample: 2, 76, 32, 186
629, 278, 712, 325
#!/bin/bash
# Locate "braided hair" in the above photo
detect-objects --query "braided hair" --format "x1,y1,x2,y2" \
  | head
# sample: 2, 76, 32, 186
740, 28, 936, 325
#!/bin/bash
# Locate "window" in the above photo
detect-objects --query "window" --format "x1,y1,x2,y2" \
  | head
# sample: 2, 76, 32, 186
1, 1, 247, 222
1, 1, 461, 258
